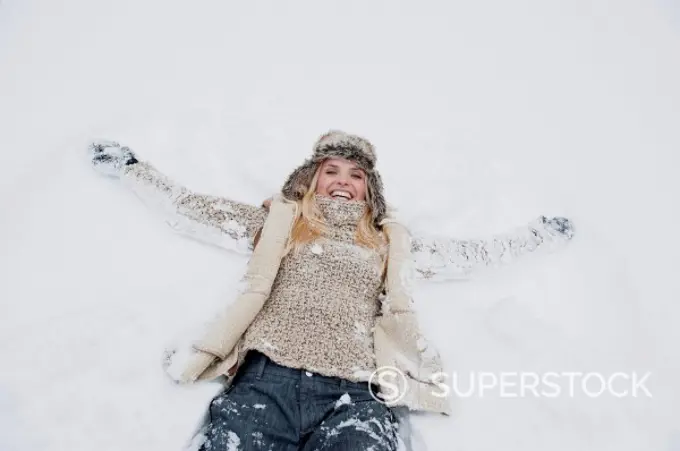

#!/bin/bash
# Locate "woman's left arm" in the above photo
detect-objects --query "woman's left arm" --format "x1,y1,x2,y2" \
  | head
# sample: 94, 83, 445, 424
410, 216, 574, 281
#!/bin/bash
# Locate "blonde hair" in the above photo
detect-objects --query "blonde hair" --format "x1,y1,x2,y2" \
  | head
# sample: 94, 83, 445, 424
285, 165, 385, 255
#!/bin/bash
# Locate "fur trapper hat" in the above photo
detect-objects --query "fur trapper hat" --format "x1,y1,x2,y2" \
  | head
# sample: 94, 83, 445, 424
281, 130, 387, 226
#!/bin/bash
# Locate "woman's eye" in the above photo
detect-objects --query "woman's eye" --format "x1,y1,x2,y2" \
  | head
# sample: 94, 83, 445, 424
351, 173, 363, 179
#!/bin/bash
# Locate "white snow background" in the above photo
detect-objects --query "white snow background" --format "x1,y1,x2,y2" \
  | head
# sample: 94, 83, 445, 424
1, 0, 679, 450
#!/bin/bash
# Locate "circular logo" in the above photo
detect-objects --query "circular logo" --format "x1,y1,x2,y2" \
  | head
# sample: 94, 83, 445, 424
368, 366, 409, 406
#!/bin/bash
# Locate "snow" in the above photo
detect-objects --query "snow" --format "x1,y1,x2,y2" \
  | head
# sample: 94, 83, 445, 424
335, 393, 353, 409
224, 431, 240, 451
335, 417, 386, 443
1, 0, 679, 450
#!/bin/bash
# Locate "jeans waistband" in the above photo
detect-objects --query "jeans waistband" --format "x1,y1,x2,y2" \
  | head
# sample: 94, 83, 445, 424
237, 350, 375, 390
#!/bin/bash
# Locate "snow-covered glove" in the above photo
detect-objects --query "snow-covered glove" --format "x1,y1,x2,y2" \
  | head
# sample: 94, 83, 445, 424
88, 140, 139, 177
541, 216, 574, 240
162, 346, 216, 384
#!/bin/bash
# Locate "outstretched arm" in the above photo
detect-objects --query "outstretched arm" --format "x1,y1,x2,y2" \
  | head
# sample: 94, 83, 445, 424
90, 140, 267, 254
410, 216, 574, 281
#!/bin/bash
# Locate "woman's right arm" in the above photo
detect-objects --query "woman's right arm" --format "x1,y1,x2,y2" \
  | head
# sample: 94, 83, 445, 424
90, 140, 267, 254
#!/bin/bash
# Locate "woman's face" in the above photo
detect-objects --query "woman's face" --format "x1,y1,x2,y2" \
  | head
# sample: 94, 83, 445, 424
315, 157, 367, 201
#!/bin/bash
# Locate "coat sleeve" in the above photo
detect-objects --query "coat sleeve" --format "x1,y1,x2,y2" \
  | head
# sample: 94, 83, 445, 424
120, 161, 268, 254
410, 216, 572, 281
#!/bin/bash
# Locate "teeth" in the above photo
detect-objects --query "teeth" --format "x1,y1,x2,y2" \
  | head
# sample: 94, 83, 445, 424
331, 190, 351, 199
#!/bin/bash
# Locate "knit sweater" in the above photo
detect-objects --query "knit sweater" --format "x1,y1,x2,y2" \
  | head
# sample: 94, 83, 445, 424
240, 195, 386, 381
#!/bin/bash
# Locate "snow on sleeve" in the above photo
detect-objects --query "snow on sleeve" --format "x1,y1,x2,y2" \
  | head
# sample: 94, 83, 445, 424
410, 216, 571, 281
121, 161, 267, 254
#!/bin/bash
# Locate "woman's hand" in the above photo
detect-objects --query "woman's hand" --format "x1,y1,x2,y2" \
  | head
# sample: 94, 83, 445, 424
541, 216, 575, 240
162, 346, 215, 384
262, 197, 273, 210
88, 140, 139, 177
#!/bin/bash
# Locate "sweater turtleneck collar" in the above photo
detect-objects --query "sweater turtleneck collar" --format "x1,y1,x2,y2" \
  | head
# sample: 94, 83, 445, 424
314, 194, 367, 230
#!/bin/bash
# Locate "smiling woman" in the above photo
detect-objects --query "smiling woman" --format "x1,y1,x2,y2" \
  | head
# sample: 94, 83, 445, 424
87, 131, 574, 450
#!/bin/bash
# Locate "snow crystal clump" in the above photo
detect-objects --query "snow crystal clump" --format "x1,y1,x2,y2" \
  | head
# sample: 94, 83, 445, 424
260, 340, 278, 351
252, 431, 264, 447
335, 393, 352, 409
225, 431, 241, 451
214, 202, 235, 214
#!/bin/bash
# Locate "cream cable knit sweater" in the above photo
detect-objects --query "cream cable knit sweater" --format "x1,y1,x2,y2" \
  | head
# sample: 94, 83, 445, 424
240, 195, 386, 381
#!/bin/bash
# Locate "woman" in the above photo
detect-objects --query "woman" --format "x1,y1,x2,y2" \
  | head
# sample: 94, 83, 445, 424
89, 131, 573, 450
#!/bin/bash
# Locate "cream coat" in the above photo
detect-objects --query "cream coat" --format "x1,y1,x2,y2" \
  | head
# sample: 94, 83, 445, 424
175, 196, 452, 415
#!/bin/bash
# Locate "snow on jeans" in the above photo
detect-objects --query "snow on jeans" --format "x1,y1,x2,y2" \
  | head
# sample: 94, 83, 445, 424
199, 350, 400, 451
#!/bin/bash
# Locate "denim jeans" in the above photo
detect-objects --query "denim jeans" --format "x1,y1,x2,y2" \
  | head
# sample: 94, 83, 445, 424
198, 350, 400, 451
